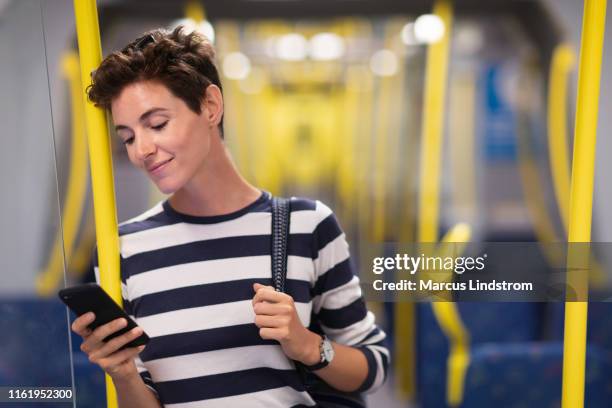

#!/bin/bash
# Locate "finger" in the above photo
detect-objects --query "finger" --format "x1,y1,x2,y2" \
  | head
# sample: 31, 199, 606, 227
82, 318, 128, 353
89, 326, 144, 362
90, 318, 128, 343
254, 314, 289, 329
253, 302, 292, 316
253, 283, 275, 292
98, 345, 145, 374
259, 327, 289, 341
71, 312, 96, 336
252, 286, 286, 305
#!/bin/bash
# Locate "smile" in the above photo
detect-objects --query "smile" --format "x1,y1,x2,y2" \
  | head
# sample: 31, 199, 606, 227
148, 158, 173, 175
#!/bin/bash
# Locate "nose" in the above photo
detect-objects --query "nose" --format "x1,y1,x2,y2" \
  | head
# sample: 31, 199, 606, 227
134, 133, 156, 163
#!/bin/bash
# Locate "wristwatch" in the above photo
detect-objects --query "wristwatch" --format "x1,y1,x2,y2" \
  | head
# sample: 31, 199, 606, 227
303, 334, 334, 371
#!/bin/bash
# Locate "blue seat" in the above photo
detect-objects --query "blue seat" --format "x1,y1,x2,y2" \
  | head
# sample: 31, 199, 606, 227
462, 342, 612, 407
417, 302, 541, 407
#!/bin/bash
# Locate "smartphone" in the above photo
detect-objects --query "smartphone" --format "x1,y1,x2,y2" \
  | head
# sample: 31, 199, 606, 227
58, 283, 149, 349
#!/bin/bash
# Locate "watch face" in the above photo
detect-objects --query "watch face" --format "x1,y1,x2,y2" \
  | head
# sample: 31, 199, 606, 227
322, 338, 335, 362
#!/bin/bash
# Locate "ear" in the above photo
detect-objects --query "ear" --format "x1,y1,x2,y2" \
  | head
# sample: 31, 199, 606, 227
203, 84, 223, 127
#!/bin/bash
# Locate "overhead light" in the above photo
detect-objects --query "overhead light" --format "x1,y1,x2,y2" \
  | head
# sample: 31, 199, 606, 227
309, 33, 346, 61
222, 52, 251, 80
198, 20, 215, 43
274, 33, 308, 61
400, 23, 419, 46
414, 14, 445, 44
369, 49, 398, 77
170, 18, 215, 43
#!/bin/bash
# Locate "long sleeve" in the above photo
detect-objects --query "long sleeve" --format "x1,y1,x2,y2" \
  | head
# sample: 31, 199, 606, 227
309, 201, 390, 393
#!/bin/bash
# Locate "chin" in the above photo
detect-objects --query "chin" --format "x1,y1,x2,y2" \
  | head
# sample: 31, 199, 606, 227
153, 178, 182, 195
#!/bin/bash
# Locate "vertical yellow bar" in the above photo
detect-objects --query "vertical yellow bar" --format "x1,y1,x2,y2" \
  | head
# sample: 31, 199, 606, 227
398, 0, 453, 400
73, 1, 121, 407
418, 0, 453, 243
562, 0, 607, 407
548, 44, 575, 231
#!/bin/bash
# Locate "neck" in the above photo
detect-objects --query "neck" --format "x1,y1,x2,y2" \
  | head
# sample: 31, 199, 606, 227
168, 133, 261, 217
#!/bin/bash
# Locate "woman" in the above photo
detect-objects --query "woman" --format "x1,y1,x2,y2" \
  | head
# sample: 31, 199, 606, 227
71, 26, 389, 408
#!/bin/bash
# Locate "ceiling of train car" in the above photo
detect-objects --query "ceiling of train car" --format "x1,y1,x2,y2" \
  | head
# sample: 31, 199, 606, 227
97, 0, 561, 66
98, 0, 553, 18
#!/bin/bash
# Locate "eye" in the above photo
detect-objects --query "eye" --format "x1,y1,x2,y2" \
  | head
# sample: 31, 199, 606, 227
152, 121, 168, 131
122, 136, 135, 146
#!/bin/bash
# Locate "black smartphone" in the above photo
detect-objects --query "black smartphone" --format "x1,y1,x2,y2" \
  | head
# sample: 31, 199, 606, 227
58, 283, 149, 349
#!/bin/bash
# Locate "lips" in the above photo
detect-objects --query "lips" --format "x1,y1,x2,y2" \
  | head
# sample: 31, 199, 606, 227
147, 158, 173, 174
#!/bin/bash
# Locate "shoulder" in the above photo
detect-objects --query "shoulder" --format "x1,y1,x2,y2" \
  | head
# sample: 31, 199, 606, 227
117, 200, 170, 237
289, 195, 334, 219
289, 196, 340, 235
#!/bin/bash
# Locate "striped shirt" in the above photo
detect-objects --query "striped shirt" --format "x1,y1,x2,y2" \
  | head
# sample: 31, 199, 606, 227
94, 191, 389, 407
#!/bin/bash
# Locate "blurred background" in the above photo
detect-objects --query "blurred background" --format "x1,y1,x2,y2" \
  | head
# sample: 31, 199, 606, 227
1, 0, 612, 406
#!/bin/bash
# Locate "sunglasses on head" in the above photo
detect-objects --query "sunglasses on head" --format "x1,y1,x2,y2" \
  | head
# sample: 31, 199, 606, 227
122, 33, 156, 54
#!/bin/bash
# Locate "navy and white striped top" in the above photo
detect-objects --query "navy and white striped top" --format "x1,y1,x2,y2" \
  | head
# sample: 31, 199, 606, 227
94, 191, 389, 407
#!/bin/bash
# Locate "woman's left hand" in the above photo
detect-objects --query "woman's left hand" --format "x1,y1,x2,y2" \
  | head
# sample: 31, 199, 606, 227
252, 283, 320, 365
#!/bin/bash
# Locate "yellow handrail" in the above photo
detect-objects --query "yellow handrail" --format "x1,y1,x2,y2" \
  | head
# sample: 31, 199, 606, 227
384, 19, 413, 401
412, 1, 473, 404
547, 43, 607, 287
562, 0, 607, 407
431, 224, 471, 406
418, 0, 453, 243
73, 1, 121, 407
430, 302, 470, 406
548, 44, 575, 230
411, 0, 455, 404
36, 51, 90, 295
436, 223, 471, 272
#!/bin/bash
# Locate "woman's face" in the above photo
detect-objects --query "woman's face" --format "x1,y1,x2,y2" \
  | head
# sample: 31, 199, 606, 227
111, 81, 212, 194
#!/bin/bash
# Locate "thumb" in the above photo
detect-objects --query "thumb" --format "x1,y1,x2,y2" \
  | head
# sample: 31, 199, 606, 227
253, 282, 275, 292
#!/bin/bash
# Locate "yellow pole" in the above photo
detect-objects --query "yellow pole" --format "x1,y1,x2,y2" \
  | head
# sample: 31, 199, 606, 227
548, 44, 575, 230
547, 44, 607, 287
184, 0, 206, 22
402, 0, 453, 401
418, 0, 453, 243
73, 1, 121, 407
562, 0, 606, 407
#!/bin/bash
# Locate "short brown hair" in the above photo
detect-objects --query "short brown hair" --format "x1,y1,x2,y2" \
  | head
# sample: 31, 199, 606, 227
87, 25, 224, 135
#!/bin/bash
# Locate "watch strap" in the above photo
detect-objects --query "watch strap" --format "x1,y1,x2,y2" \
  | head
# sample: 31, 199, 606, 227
302, 335, 331, 371
302, 359, 330, 371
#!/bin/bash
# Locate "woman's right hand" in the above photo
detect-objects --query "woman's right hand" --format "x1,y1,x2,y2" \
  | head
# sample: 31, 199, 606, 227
71, 312, 146, 382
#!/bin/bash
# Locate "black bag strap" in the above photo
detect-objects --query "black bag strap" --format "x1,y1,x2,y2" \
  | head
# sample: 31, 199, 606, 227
271, 196, 291, 292
270, 195, 367, 408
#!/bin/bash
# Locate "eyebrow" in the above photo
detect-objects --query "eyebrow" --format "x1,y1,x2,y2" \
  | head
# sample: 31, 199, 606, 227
115, 107, 169, 132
